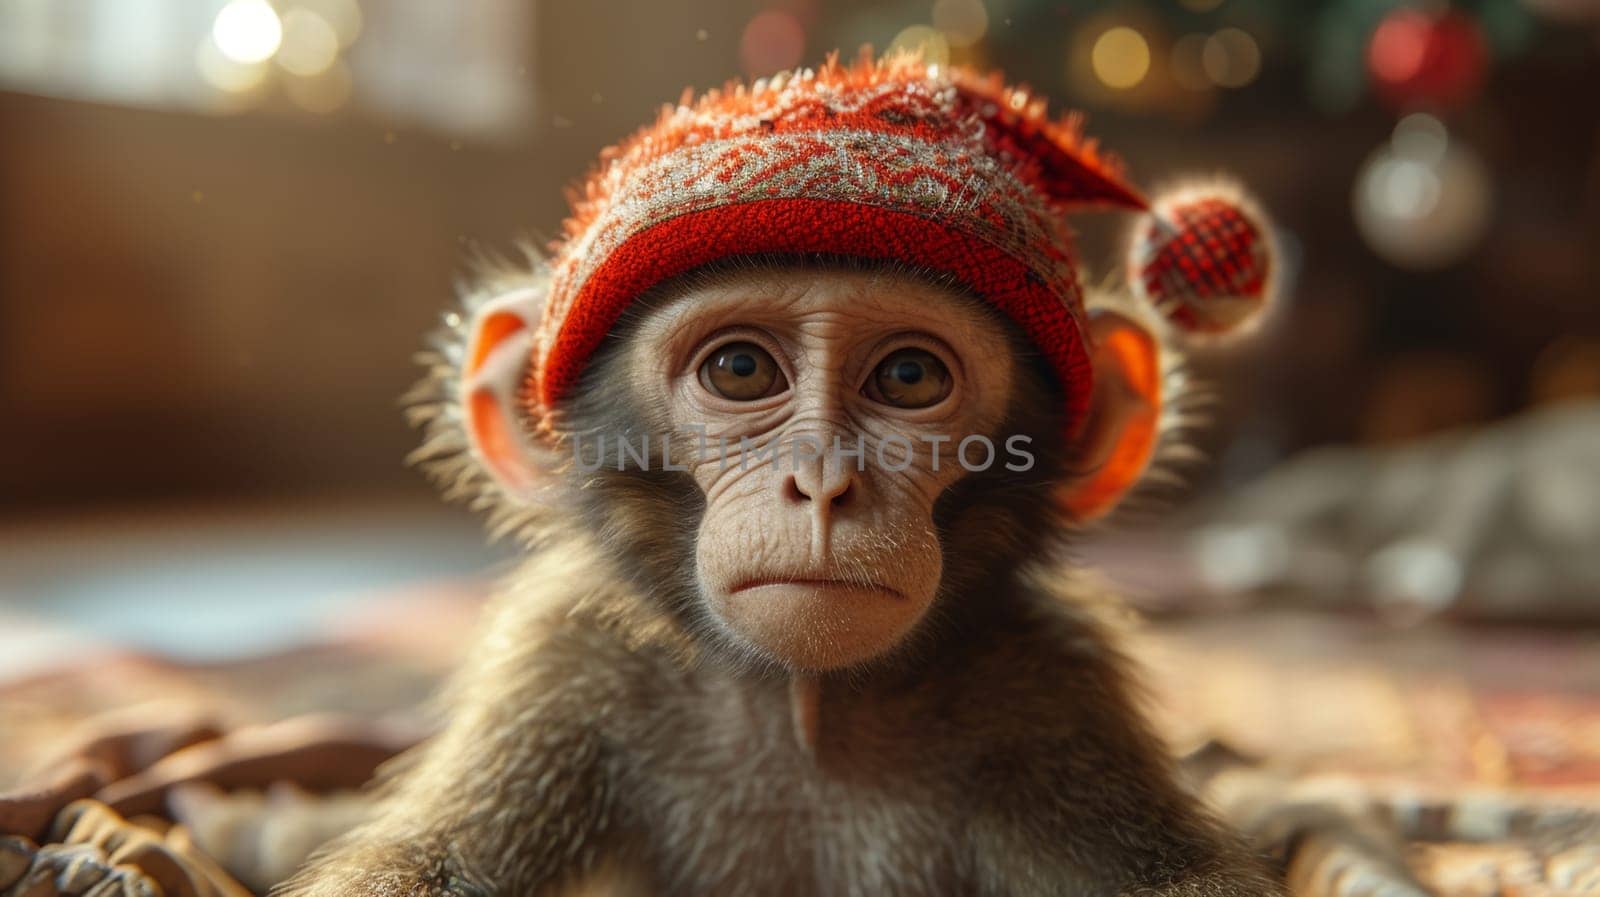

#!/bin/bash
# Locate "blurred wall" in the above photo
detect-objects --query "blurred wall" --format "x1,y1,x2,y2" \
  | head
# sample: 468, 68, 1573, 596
0, 0, 779, 509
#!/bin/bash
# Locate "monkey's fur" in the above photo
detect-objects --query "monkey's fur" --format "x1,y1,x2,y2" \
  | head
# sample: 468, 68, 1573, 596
283, 257, 1287, 897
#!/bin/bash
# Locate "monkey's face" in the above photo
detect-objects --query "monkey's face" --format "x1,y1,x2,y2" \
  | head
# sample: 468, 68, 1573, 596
622, 269, 1018, 672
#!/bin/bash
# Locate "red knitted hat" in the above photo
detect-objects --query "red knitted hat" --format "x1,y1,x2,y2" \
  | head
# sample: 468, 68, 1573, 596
526, 53, 1273, 436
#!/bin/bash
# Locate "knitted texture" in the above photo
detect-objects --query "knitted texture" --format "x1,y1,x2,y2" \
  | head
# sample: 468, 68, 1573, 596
1130, 191, 1274, 335
528, 53, 1151, 433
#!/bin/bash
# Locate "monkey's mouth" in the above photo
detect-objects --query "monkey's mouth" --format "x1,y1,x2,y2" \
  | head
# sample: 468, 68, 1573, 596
730, 577, 906, 601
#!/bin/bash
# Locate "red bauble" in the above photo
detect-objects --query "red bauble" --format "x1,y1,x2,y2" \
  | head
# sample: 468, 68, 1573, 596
1367, 8, 1488, 110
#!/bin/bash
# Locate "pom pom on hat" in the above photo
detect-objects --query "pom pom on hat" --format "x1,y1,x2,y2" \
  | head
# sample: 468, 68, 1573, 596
1127, 184, 1276, 338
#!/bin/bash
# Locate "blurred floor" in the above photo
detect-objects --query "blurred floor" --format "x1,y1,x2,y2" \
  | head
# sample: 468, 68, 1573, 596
0, 497, 511, 678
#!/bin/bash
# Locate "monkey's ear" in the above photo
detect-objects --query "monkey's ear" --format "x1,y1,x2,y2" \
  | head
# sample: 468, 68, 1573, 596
460, 287, 546, 499
1058, 310, 1163, 522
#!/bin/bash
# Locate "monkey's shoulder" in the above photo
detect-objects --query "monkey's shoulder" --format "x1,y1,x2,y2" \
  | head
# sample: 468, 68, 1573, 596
938, 575, 1140, 677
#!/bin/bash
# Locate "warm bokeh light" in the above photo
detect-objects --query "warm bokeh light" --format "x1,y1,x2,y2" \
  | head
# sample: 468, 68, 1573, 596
889, 25, 951, 66
195, 34, 269, 96
1368, 9, 1436, 86
1091, 26, 1151, 90
1202, 27, 1261, 88
298, 0, 363, 48
277, 8, 341, 78
739, 10, 806, 78
932, 0, 988, 49
211, 0, 283, 66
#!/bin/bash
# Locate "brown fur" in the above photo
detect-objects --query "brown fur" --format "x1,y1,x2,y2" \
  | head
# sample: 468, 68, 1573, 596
281, 257, 1285, 897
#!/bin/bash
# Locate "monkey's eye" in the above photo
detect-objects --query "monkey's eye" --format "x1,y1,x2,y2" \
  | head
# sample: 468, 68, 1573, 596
699, 341, 785, 401
865, 348, 951, 409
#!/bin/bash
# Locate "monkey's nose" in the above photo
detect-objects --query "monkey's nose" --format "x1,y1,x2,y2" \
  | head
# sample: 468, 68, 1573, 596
784, 469, 856, 510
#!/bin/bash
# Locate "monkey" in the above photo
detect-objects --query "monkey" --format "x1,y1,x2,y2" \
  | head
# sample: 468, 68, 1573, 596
284, 265, 1283, 897
283, 56, 1286, 897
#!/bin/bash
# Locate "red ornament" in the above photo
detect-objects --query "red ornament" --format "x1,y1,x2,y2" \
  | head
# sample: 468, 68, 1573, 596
1366, 8, 1488, 110
1129, 189, 1275, 337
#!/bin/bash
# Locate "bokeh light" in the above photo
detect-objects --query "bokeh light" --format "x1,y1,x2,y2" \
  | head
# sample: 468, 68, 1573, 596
1369, 155, 1442, 221
1202, 27, 1261, 88
1366, 8, 1487, 109
1391, 112, 1448, 164
211, 0, 283, 65
889, 25, 951, 66
277, 8, 341, 78
1091, 26, 1151, 90
1354, 119, 1493, 270
739, 10, 806, 78
932, 0, 988, 49
284, 60, 353, 114
298, 0, 363, 48
195, 34, 269, 96
1368, 10, 1432, 85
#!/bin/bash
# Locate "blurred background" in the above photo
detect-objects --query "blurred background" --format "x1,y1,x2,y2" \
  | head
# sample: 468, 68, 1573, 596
0, 0, 1597, 665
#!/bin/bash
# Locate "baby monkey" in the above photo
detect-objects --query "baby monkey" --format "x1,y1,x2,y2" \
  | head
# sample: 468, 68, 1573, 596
288, 56, 1281, 897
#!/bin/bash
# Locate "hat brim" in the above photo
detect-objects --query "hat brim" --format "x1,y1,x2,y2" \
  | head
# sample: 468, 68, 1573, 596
535, 198, 1093, 434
